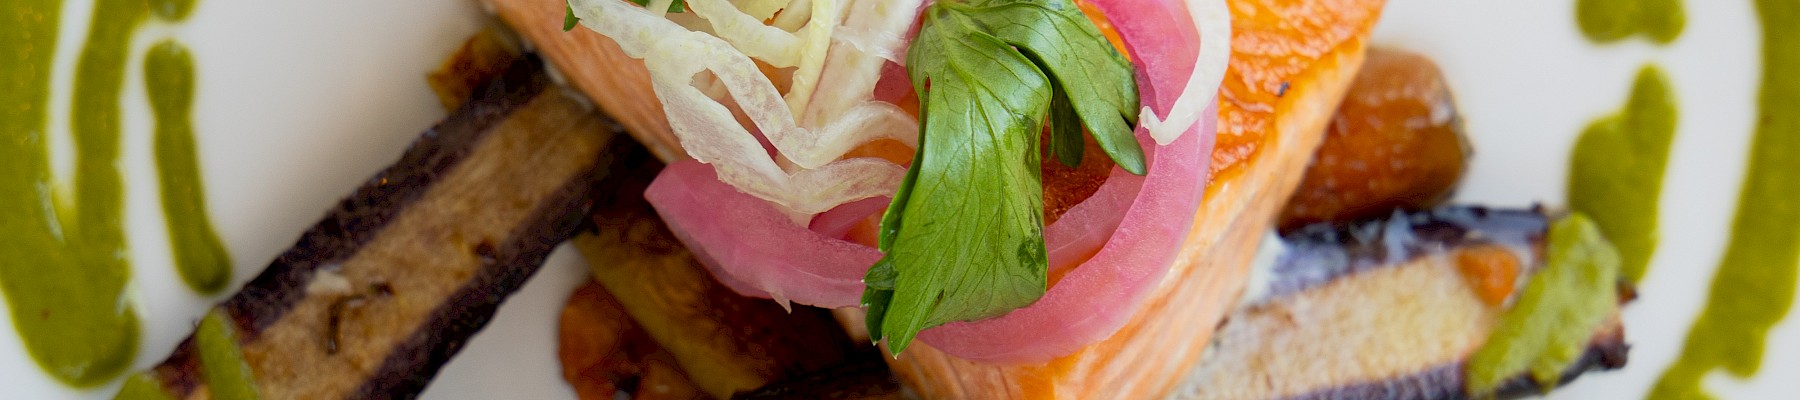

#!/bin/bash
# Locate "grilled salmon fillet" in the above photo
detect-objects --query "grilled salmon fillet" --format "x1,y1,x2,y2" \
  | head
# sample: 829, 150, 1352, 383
483, 0, 1385, 398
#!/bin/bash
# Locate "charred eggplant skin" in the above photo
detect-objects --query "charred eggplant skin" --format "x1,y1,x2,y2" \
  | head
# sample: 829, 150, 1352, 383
1284, 337, 1628, 400
1269, 206, 1548, 300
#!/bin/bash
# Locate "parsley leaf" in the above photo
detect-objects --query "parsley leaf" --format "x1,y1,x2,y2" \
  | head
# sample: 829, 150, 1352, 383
863, 0, 1142, 355
563, 3, 580, 32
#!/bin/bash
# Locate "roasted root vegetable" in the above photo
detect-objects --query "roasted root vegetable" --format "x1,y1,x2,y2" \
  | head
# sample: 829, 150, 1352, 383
559, 281, 705, 400
1279, 48, 1471, 231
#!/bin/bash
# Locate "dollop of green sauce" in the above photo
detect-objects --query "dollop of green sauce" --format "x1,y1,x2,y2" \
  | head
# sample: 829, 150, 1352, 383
1652, 1, 1800, 398
1466, 214, 1622, 396
1569, 66, 1676, 283
147, 41, 233, 294
1576, 0, 1685, 44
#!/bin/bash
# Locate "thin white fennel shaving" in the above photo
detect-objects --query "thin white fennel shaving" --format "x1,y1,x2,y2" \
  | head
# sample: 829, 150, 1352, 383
784, 0, 925, 168
733, 0, 788, 20
570, 0, 918, 216
647, 0, 676, 18
687, 0, 804, 67
1141, 0, 1231, 145
770, 0, 813, 30
645, 30, 903, 215
780, 0, 844, 115
825, 0, 920, 63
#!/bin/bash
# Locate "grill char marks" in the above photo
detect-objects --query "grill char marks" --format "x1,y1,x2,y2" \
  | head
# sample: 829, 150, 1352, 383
220, 56, 551, 339
138, 55, 633, 399
1265, 206, 1548, 301
348, 136, 633, 399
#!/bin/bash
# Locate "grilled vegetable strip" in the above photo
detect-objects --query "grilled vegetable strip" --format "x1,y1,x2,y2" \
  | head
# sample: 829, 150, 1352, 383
1178, 208, 1629, 400
126, 57, 623, 399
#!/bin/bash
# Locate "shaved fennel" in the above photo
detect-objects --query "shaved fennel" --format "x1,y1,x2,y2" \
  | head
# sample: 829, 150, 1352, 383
569, 0, 919, 216
1140, 0, 1230, 145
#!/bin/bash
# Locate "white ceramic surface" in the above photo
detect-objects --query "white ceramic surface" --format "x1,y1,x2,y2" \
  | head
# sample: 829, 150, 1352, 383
0, 0, 1788, 398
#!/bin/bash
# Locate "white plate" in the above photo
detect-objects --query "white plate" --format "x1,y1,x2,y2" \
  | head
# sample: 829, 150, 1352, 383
0, 0, 1789, 398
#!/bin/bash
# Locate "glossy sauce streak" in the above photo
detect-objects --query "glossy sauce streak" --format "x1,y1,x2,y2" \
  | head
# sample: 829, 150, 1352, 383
147, 40, 232, 294
1652, 1, 1800, 397
1576, 0, 1684, 44
1568, 66, 1675, 283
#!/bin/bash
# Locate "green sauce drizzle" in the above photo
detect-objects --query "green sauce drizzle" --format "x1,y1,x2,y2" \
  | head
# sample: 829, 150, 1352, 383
1568, 66, 1676, 283
1651, 1, 1800, 397
0, 0, 144, 386
1576, 0, 1685, 44
2, 0, 222, 385
196, 310, 261, 399
1466, 214, 1622, 396
147, 41, 232, 294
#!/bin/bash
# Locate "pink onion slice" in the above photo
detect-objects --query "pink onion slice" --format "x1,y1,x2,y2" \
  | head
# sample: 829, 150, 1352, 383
912, 0, 1217, 363
645, 160, 883, 308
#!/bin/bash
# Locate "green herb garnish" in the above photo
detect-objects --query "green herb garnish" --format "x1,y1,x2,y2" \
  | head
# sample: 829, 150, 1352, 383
563, 3, 580, 32
862, 0, 1142, 355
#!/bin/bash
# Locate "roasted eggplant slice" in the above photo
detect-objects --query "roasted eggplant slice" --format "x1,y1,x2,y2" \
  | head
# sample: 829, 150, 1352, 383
1178, 207, 1628, 400
124, 56, 627, 399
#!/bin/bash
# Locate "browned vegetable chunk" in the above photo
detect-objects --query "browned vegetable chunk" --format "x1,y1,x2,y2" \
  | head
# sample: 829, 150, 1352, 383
1456, 244, 1524, 307
426, 28, 523, 111
559, 281, 705, 400
1279, 48, 1470, 231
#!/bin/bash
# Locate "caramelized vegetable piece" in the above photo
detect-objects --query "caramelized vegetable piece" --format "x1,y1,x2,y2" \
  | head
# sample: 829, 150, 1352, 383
427, 28, 523, 111
1279, 48, 1470, 231
559, 281, 704, 400
1456, 244, 1524, 307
